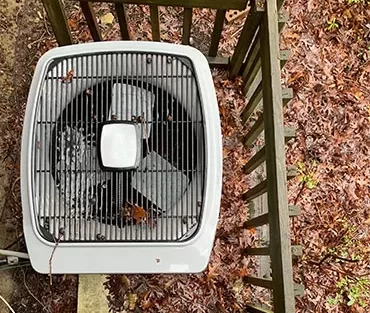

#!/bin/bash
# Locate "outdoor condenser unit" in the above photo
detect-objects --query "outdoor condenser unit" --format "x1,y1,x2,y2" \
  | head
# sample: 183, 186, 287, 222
21, 42, 222, 273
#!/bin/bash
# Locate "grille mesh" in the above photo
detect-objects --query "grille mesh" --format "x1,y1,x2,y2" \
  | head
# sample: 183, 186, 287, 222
32, 52, 205, 242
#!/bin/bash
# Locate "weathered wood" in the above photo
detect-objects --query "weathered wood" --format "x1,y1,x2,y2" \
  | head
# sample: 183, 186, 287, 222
294, 283, 305, 297
291, 245, 303, 256
243, 92, 292, 148
80, 0, 248, 10
206, 56, 230, 68
243, 276, 273, 289
209, 9, 226, 57
287, 165, 297, 180
241, 30, 260, 79
284, 126, 296, 141
278, 10, 288, 32
243, 146, 265, 174
243, 56, 261, 95
260, 0, 295, 311
244, 115, 264, 147
182, 8, 193, 45
277, 0, 285, 11
242, 81, 262, 123
282, 87, 293, 106
288, 205, 301, 216
280, 49, 291, 68
244, 245, 302, 256
80, 2, 102, 41
243, 213, 269, 228
243, 127, 296, 175
246, 304, 273, 313
244, 247, 270, 255
243, 205, 301, 229
41, 0, 72, 46
229, 4, 264, 78
150, 5, 160, 41
115, 3, 131, 39
243, 180, 267, 202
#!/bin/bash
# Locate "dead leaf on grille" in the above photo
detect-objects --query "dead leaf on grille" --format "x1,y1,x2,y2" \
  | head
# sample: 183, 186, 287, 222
61, 69, 74, 83
132, 204, 148, 223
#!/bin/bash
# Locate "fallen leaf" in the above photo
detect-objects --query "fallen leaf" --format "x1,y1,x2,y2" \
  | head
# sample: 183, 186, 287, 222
62, 69, 74, 83
132, 205, 147, 223
101, 12, 114, 25
232, 278, 244, 295
237, 268, 249, 277
68, 18, 78, 30
206, 264, 217, 281
121, 275, 130, 288
127, 293, 137, 311
141, 299, 153, 310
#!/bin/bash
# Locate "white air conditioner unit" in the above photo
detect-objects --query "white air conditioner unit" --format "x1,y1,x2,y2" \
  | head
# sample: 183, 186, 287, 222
21, 42, 222, 273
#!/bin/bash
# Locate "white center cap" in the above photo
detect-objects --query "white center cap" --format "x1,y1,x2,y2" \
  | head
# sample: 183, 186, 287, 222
100, 123, 140, 169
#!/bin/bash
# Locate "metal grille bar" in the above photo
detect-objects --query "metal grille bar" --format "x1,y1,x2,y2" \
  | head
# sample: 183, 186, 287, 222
33, 52, 205, 242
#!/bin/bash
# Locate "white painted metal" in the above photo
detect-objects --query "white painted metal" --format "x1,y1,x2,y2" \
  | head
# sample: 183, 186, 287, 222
21, 42, 222, 274
100, 123, 140, 169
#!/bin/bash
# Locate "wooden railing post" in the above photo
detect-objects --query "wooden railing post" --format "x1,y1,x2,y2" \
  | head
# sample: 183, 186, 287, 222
150, 5, 161, 41
80, 1, 102, 41
182, 8, 193, 45
209, 9, 226, 57
115, 3, 131, 40
260, 0, 294, 311
229, 0, 264, 78
41, 0, 72, 46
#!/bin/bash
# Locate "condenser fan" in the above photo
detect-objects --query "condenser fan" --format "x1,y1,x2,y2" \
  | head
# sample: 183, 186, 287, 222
21, 42, 222, 273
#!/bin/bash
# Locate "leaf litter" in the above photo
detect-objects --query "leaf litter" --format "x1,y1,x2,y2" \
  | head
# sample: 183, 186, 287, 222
2, 0, 369, 312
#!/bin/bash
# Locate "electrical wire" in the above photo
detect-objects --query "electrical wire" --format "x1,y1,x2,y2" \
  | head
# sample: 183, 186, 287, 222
0, 262, 31, 272
0, 250, 29, 259
0, 294, 16, 313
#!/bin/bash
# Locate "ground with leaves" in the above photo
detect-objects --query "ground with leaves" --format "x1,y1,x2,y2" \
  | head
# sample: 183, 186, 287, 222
282, 0, 370, 312
0, 0, 369, 312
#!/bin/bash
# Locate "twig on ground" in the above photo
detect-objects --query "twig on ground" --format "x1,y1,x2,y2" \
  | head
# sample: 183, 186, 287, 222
0, 261, 30, 271
313, 253, 361, 266
292, 181, 306, 244
294, 181, 306, 206
49, 229, 64, 286
27, 31, 47, 49
0, 294, 16, 313
11, 177, 21, 201
22, 268, 49, 312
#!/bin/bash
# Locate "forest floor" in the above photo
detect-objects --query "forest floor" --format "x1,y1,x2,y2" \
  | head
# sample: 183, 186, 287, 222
0, 0, 369, 313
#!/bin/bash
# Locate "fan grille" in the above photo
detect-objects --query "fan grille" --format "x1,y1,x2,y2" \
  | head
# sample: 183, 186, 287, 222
32, 52, 205, 242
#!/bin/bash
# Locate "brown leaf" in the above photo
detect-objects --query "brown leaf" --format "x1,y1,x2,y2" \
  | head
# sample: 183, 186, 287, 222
141, 299, 154, 310
127, 293, 137, 311
68, 18, 78, 30
62, 69, 74, 83
132, 205, 147, 223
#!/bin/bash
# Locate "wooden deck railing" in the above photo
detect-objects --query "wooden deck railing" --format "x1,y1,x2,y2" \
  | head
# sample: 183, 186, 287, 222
39, 0, 302, 312
41, 0, 248, 68
231, 0, 303, 312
